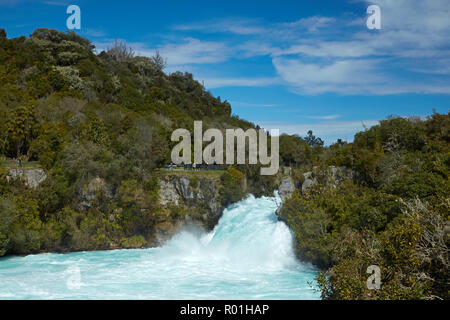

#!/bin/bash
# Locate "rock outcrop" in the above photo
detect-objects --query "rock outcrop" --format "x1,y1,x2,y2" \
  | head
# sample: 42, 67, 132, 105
302, 171, 318, 193
279, 176, 295, 200
276, 166, 356, 219
78, 176, 115, 210
301, 166, 355, 194
6, 169, 47, 189
325, 165, 356, 187
158, 174, 222, 218
156, 174, 224, 244
278, 165, 356, 201
159, 179, 181, 206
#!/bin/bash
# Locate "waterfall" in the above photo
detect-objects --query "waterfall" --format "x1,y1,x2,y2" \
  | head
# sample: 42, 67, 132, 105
0, 193, 320, 300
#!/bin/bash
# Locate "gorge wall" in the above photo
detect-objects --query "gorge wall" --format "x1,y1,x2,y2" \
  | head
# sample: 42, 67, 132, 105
4, 165, 354, 250
155, 173, 225, 244
276, 165, 356, 218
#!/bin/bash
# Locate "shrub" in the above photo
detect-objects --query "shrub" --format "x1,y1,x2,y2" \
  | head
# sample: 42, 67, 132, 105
121, 235, 147, 249
220, 167, 245, 206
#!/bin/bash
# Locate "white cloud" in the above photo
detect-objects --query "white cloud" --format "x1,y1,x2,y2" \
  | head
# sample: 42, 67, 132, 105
202, 77, 280, 89
258, 120, 380, 144
173, 18, 266, 35
305, 114, 340, 120
157, 38, 230, 65
274, 41, 376, 58
94, 38, 230, 67
229, 101, 279, 108
278, 16, 336, 33
273, 58, 387, 94
92, 1, 450, 94
266, 0, 450, 95
82, 29, 106, 38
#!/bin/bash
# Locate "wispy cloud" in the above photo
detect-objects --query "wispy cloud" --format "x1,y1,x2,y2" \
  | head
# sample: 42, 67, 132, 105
158, 38, 230, 65
82, 29, 106, 38
42, 1, 68, 6
268, 0, 450, 95
93, 0, 450, 95
202, 77, 280, 89
94, 38, 230, 67
229, 101, 279, 108
173, 18, 266, 35
304, 114, 340, 120
170, 0, 450, 94
277, 16, 336, 33
272, 58, 386, 95
259, 120, 380, 144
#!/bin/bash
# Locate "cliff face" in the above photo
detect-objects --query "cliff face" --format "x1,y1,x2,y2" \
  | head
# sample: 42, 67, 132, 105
276, 165, 355, 217
5, 166, 225, 248
74, 172, 225, 246
8, 165, 355, 250
156, 173, 224, 244
279, 165, 356, 198
6, 169, 47, 189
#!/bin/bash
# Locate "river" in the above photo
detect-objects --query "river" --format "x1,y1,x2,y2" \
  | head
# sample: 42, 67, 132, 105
0, 193, 320, 299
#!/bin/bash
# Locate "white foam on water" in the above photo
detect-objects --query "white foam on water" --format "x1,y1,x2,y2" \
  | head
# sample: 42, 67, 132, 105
0, 193, 320, 300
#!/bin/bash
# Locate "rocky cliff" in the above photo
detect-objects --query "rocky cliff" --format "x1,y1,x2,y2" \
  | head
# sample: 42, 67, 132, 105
73, 172, 225, 246
276, 165, 356, 216
156, 173, 224, 243
6, 165, 354, 249
4, 166, 225, 248
280, 165, 355, 198
6, 168, 47, 189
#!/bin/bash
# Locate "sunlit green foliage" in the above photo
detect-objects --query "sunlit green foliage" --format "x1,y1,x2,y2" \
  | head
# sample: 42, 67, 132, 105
220, 167, 245, 206
280, 112, 450, 300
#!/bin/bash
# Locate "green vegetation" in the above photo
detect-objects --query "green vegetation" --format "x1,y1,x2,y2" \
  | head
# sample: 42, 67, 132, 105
121, 235, 147, 249
0, 29, 259, 256
1, 160, 41, 169
220, 167, 246, 206
155, 169, 225, 179
279, 114, 449, 300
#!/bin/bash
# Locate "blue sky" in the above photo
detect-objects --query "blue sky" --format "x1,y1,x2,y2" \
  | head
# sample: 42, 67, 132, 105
1, 0, 449, 144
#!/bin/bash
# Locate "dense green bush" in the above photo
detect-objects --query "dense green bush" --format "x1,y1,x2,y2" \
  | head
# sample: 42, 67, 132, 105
220, 167, 245, 206
280, 113, 450, 300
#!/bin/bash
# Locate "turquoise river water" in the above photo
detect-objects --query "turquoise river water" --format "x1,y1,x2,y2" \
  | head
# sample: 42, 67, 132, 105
0, 193, 320, 300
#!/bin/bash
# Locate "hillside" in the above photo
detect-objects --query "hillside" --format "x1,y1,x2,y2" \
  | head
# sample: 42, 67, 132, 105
0, 28, 277, 257
278, 114, 450, 299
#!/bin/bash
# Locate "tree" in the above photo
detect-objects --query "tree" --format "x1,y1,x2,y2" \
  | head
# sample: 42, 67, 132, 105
107, 39, 134, 62
220, 168, 245, 206
305, 130, 324, 147
0, 198, 15, 256
151, 50, 167, 71
279, 134, 311, 166
5, 105, 40, 158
